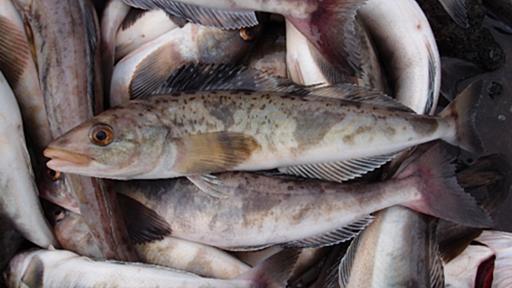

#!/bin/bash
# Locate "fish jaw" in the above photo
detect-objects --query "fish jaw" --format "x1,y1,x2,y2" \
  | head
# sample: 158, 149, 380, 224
44, 147, 93, 171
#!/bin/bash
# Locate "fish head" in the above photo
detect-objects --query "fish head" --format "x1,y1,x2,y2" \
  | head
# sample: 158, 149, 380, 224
44, 104, 170, 179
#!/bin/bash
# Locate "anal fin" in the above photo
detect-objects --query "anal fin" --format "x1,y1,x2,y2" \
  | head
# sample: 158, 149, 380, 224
279, 154, 396, 183
283, 215, 373, 248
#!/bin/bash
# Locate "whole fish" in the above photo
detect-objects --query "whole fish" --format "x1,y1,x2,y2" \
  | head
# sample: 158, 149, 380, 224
121, 0, 367, 79
338, 207, 444, 288
115, 8, 179, 60
110, 142, 490, 251
359, 0, 441, 114
4, 249, 296, 288
110, 23, 257, 106
46, 65, 483, 182
47, 201, 251, 279
0, 71, 57, 248
14, 0, 137, 261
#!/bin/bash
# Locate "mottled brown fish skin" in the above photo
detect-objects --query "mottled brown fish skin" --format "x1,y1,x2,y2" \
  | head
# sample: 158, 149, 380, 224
14, 0, 138, 261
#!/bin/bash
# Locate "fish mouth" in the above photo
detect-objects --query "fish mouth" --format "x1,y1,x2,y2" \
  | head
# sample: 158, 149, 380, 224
43, 147, 92, 170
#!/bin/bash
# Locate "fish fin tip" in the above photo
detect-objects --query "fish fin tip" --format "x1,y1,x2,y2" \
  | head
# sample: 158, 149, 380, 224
187, 174, 231, 198
237, 249, 300, 288
283, 215, 373, 248
279, 154, 396, 183
399, 143, 493, 228
440, 80, 484, 154
118, 194, 172, 244
337, 233, 363, 288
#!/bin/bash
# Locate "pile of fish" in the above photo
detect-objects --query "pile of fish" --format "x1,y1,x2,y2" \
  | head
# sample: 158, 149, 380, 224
0, 0, 511, 287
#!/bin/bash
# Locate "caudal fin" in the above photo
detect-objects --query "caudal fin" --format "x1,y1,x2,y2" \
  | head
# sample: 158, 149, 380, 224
286, 0, 366, 80
440, 81, 484, 154
395, 143, 493, 228
238, 249, 299, 288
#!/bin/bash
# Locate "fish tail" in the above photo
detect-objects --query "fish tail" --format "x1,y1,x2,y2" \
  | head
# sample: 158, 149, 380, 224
396, 143, 493, 228
286, 0, 366, 79
439, 80, 484, 154
237, 249, 299, 288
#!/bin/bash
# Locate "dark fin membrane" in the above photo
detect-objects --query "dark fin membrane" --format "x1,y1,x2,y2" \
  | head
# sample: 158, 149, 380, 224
129, 44, 180, 99
397, 143, 492, 228
437, 221, 483, 262
20, 255, 45, 288
338, 233, 362, 288
0, 16, 30, 88
122, 0, 257, 29
438, 0, 470, 28
149, 63, 310, 97
237, 249, 300, 288
278, 154, 396, 183
439, 80, 484, 154
287, 0, 366, 79
440, 57, 482, 102
117, 194, 171, 244
120, 8, 147, 31
313, 245, 348, 288
174, 132, 261, 175
283, 215, 373, 248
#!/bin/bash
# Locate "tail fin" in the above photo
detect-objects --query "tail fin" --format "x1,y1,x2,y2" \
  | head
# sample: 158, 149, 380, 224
237, 249, 299, 288
286, 0, 365, 81
395, 143, 493, 228
440, 81, 484, 154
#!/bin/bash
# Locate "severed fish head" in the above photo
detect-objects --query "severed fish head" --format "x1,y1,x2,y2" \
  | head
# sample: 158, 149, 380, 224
43, 103, 172, 179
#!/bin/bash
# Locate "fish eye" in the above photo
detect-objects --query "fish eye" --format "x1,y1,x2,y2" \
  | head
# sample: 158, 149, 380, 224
89, 124, 114, 146
47, 169, 61, 181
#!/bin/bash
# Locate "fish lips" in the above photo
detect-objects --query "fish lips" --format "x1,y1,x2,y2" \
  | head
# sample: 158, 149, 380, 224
43, 147, 93, 172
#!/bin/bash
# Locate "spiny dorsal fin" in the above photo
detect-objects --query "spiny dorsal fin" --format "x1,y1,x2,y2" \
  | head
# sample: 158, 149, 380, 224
121, 0, 257, 29
338, 234, 362, 288
283, 215, 373, 248
279, 154, 396, 183
149, 63, 310, 97
118, 194, 171, 244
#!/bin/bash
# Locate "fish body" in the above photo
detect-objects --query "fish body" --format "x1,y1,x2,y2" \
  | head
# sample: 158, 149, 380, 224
14, 0, 137, 261
110, 23, 255, 106
47, 79, 480, 179
113, 143, 490, 250
5, 249, 296, 288
50, 206, 251, 279
339, 207, 444, 287
115, 8, 179, 60
0, 72, 57, 248
359, 0, 441, 114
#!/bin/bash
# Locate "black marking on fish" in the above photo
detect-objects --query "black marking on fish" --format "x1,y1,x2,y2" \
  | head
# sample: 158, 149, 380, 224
120, 8, 147, 31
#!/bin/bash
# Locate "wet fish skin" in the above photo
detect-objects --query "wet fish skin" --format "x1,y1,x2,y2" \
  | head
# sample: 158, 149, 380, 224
49, 205, 251, 279
339, 207, 443, 288
5, 249, 296, 288
46, 80, 479, 180
14, 0, 137, 261
115, 8, 179, 60
359, 0, 441, 114
110, 22, 256, 106
0, 72, 57, 248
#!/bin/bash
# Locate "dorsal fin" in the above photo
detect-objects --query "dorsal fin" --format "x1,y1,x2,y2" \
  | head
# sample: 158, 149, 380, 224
121, 0, 258, 30
146, 63, 310, 97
